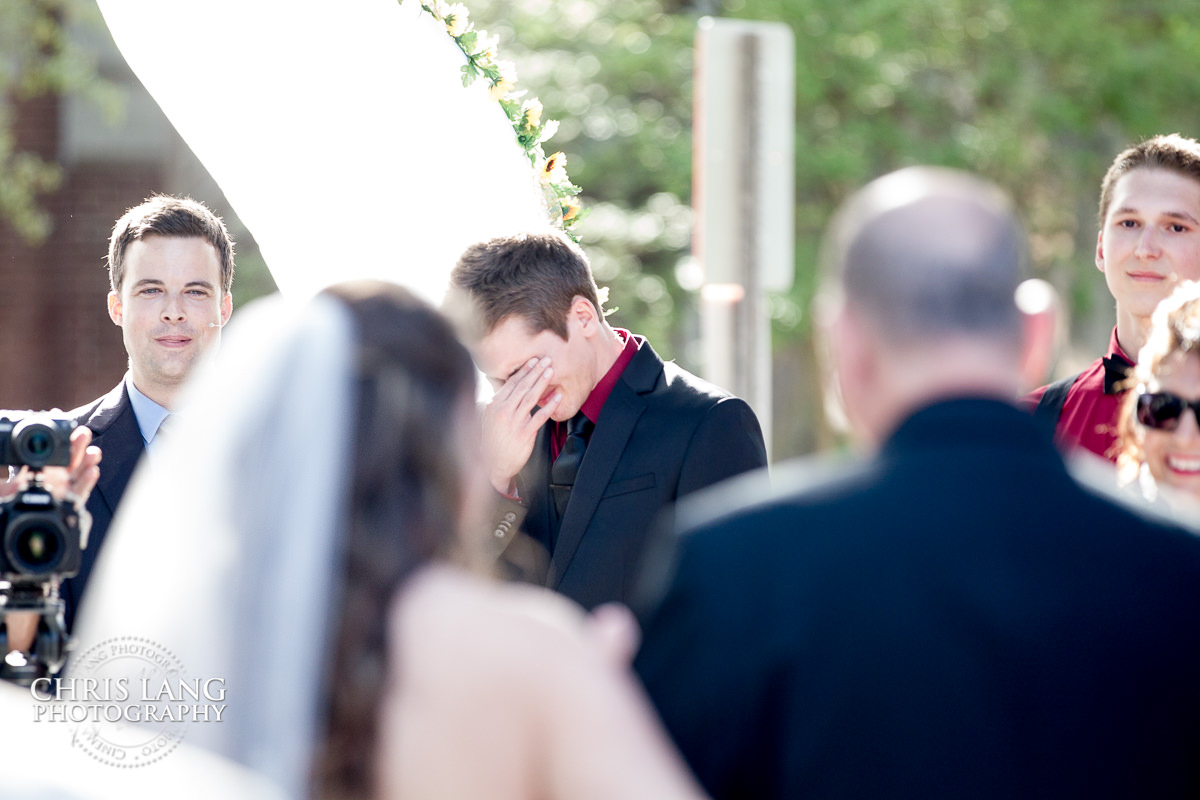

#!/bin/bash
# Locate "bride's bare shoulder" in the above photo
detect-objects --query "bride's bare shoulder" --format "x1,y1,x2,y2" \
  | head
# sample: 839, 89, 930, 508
381, 565, 708, 800
390, 565, 593, 679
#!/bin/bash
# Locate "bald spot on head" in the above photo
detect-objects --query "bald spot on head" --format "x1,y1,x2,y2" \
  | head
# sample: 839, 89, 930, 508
823, 167, 1026, 350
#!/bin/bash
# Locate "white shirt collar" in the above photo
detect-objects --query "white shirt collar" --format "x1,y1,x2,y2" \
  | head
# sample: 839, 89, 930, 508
124, 373, 171, 448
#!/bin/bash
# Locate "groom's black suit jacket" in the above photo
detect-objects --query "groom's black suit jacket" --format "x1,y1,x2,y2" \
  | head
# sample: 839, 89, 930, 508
492, 337, 767, 610
635, 398, 1200, 799
65, 381, 146, 630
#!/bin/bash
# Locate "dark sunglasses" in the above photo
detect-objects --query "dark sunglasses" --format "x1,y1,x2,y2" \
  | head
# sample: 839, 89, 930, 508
1136, 391, 1200, 431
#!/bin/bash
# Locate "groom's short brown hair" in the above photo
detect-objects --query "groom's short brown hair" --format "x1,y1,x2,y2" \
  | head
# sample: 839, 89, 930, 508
449, 231, 604, 341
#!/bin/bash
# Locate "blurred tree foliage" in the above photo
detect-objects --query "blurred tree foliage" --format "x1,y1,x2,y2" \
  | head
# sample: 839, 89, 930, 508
10, 1, 1197, 454
0, 0, 121, 244
474, 0, 1200, 456
732, 0, 1200, 341
470, 0, 700, 361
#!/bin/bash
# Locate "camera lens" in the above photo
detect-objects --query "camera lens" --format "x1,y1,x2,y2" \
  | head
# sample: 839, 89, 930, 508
5, 514, 66, 576
11, 418, 65, 470
17, 525, 60, 567
24, 430, 52, 459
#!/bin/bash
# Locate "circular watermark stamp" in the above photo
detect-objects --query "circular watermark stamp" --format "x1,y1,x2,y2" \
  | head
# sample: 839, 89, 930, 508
29, 636, 227, 768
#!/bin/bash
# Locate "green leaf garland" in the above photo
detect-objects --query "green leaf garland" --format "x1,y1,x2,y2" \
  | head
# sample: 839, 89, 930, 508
403, 0, 586, 238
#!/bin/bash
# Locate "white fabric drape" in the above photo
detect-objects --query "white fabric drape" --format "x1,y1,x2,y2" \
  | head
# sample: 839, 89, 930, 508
95, 0, 551, 304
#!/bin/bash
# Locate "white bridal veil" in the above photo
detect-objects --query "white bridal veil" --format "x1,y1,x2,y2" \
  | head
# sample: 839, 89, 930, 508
70, 293, 357, 796
0, 293, 350, 799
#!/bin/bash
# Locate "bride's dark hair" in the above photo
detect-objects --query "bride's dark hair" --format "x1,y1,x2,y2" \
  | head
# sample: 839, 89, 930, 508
311, 280, 479, 799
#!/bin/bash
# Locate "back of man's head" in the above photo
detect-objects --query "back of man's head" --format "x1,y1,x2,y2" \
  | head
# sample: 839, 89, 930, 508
108, 194, 236, 295
447, 231, 604, 342
820, 166, 1026, 350
818, 168, 1031, 441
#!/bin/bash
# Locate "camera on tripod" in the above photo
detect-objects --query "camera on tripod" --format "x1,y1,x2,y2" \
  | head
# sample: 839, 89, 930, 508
0, 411, 84, 684
0, 411, 82, 583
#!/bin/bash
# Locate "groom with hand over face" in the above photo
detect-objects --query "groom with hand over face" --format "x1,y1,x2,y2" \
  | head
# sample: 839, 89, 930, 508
447, 231, 767, 609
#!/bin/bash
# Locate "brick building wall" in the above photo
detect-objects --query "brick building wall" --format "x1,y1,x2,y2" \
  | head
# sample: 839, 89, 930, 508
0, 95, 142, 412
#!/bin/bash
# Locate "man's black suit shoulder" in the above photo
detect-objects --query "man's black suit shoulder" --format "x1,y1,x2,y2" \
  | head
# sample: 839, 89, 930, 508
625, 349, 767, 498
635, 398, 1200, 799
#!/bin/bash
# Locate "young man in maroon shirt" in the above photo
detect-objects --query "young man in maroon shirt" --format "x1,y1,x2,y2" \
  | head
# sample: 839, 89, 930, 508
448, 231, 767, 609
1027, 134, 1200, 459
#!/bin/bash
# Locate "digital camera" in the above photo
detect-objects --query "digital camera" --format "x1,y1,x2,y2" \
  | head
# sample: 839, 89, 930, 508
0, 411, 74, 470
0, 411, 83, 682
0, 411, 81, 582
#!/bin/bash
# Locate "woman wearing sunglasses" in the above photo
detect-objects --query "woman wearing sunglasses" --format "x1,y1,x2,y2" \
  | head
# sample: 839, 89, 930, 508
1117, 280, 1200, 506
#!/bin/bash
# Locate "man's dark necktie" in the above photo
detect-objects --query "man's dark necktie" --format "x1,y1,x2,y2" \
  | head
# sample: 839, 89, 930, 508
550, 413, 593, 522
1102, 354, 1133, 394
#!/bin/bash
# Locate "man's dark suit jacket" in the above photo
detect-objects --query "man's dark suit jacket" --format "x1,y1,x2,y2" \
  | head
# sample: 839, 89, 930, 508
492, 338, 767, 610
65, 381, 145, 630
635, 397, 1200, 799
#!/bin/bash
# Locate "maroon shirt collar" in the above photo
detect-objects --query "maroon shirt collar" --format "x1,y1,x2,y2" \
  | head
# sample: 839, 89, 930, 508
580, 328, 639, 423
1108, 327, 1134, 364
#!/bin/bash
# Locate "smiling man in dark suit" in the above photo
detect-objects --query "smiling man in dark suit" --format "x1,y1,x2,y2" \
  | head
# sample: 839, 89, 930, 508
634, 167, 1200, 798
65, 195, 235, 630
448, 231, 767, 609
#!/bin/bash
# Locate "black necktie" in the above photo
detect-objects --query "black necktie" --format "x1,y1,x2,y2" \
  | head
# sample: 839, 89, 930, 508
1102, 354, 1133, 395
550, 413, 593, 521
